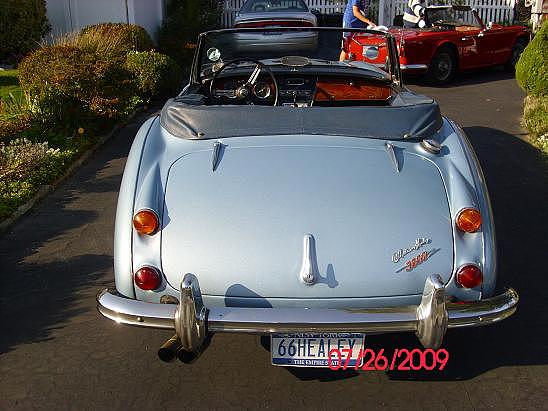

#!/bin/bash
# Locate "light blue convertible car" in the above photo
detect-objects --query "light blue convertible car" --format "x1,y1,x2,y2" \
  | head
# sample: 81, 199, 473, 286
97, 27, 518, 367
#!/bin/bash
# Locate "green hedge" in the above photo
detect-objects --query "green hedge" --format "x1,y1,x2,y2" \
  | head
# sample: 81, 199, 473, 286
0, 138, 75, 221
1, 23, 180, 221
19, 44, 138, 124
126, 51, 183, 98
522, 95, 548, 153
16, 23, 182, 136
516, 22, 548, 97
0, 0, 50, 63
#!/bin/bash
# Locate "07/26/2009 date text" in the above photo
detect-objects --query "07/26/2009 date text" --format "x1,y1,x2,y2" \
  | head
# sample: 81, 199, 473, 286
328, 348, 450, 371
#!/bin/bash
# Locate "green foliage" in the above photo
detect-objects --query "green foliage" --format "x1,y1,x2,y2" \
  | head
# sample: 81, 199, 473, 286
0, 23, 177, 222
516, 22, 548, 97
79, 23, 154, 59
522, 95, 548, 155
158, 0, 222, 67
0, 138, 74, 220
18, 45, 137, 124
0, 114, 33, 143
126, 51, 183, 98
18, 45, 95, 102
0, 0, 50, 63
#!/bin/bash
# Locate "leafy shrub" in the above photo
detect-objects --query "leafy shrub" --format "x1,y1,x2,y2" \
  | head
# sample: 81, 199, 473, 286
0, 0, 50, 63
78, 23, 154, 59
0, 114, 33, 143
19, 45, 95, 102
536, 134, 548, 154
158, 0, 222, 67
18, 45, 137, 123
126, 51, 183, 98
516, 22, 548, 97
0, 138, 74, 220
0, 138, 55, 181
522, 95, 548, 154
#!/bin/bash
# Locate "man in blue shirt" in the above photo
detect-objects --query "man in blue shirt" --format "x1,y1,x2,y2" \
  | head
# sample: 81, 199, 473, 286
340, 0, 376, 61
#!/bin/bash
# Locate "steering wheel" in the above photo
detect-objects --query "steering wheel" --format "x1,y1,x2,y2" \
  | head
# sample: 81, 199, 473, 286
209, 59, 279, 106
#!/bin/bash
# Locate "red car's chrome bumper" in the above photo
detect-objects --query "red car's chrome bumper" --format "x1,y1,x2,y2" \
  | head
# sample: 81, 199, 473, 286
97, 274, 518, 354
400, 63, 428, 71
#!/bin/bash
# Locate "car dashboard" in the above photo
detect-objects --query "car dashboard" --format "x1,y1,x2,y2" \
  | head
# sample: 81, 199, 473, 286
209, 73, 393, 107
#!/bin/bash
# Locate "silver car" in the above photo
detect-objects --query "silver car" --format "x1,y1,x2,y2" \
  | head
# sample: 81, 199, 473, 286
233, 0, 318, 52
97, 28, 518, 368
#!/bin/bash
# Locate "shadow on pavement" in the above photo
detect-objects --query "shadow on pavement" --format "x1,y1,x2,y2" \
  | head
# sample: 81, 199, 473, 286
0, 254, 112, 354
0, 113, 148, 355
405, 67, 516, 88
385, 126, 548, 381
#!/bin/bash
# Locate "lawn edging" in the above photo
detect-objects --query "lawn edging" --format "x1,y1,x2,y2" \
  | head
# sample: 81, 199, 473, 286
0, 108, 144, 237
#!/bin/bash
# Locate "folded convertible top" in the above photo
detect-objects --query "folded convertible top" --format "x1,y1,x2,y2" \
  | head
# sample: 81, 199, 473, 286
160, 91, 443, 140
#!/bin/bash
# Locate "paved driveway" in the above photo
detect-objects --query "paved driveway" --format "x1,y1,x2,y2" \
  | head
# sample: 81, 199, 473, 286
1, 69, 547, 410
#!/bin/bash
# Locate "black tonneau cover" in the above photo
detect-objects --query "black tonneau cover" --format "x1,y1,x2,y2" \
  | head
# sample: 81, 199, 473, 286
160, 91, 442, 140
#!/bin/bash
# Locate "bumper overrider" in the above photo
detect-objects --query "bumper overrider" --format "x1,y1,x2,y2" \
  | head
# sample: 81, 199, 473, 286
97, 274, 518, 357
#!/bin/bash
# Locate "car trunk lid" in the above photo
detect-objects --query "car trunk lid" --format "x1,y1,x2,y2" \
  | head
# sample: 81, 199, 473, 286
161, 144, 453, 299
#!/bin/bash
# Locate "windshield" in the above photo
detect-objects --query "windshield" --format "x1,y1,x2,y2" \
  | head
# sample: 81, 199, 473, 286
240, 0, 309, 13
193, 27, 399, 83
425, 6, 478, 27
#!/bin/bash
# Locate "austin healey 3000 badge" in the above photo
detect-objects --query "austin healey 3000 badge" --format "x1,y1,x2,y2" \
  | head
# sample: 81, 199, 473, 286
393, 237, 440, 273
392, 238, 431, 263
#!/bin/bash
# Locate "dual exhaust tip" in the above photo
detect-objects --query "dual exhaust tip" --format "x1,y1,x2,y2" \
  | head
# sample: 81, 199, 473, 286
157, 335, 204, 363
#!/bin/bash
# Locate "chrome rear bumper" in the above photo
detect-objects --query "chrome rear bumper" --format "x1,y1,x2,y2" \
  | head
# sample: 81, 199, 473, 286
97, 274, 518, 352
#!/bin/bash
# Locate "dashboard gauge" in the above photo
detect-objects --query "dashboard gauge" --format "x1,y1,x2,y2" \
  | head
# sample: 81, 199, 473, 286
253, 82, 271, 99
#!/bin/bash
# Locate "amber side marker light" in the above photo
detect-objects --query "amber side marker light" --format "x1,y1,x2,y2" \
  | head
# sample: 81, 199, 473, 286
456, 264, 483, 289
134, 266, 162, 290
133, 209, 159, 235
456, 208, 482, 233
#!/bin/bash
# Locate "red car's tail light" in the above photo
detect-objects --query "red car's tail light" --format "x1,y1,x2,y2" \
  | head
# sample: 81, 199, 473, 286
456, 264, 483, 288
456, 207, 482, 233
134, 266, 162, 290
133, 209, 159, 235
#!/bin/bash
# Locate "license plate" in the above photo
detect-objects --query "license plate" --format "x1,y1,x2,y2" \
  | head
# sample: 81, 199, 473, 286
271, 333, 365, 367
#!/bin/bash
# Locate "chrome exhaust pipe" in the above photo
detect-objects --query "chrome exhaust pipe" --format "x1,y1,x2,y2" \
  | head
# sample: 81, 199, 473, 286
177, 348, 200, 364
158, 335, 182, 362
177, 333, 212, 364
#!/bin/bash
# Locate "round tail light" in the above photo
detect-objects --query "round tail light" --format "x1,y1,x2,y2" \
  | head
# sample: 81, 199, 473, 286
133, 209, 159, 235
134, 266, 162, 290
456, 208, 482, 233
456, 264, 483, 289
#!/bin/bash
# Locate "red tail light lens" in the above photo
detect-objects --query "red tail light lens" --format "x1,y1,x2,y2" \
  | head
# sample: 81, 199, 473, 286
456, 208, 482, 233
134, 266, 162, 290
133, 209, 159, 235
456, 264, 483, 288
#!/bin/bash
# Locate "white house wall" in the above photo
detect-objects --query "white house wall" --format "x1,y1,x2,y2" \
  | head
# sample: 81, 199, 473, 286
46, 0, 164, 41
128, 0, 165, 40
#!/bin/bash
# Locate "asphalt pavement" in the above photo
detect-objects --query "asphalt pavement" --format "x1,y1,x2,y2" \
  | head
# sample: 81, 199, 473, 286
1, 68, 547, 410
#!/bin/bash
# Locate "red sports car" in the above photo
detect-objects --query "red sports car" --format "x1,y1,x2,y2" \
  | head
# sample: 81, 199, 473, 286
346, 5, 530, 84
